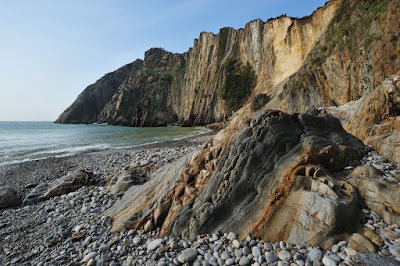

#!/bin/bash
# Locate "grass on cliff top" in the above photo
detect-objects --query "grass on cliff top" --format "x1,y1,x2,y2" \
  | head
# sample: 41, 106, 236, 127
221, 58, 257, 112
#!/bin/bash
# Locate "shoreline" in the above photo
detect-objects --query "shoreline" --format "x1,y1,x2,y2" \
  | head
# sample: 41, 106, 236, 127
0, 129, 217, 197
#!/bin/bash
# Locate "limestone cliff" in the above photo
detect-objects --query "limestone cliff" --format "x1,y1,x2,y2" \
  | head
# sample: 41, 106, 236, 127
56, 0, 341, 126
56, 0, 400, 163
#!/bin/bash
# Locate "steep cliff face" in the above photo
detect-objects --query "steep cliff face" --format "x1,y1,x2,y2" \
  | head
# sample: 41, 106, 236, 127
56, 0, 341, 126
320, 74, 400, 167
268, 0, 400, 113
55, 60, 143, 124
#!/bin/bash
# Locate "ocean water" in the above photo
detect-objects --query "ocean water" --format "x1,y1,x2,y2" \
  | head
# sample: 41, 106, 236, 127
0, 121, 209, 166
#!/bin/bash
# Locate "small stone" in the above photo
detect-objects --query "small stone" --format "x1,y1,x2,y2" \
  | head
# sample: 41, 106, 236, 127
329, 254, 342, 263
147, 239, 163, 251
344, 247, 357, 256
81, 252, 98, 263
99, 244, 110, 252
232, 239, 241, 248
170, 240, 179, 250
307, 248, 323, 262
227, 232, 237, 241
182, 240, 191, 248
322, 256, 337, 266
265, 254, 279, 263
278, 249, 292, 261
71, 232, 85, 242
132, 236, 142, 245
81, 206, 91, 213
280, 241, 286, 249
277, 261, 288, 266
385, 230, 400, 241
389, 244, 400, 257
252, 246, 262, 257
381, 248, 391, 256
225, 258, 235, 265
239, 256, 251, 265
337, 241, 347, 247
331, 244, 339, 253
243, 246, 250, 255
264, 242, 273, 250
182, 248, 198, 262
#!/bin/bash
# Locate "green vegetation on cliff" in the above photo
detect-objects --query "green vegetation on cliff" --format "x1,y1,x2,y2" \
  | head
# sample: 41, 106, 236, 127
221, 58, 257, 112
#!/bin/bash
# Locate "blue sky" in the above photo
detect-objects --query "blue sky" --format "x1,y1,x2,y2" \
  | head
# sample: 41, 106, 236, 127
0, 0, 327, 121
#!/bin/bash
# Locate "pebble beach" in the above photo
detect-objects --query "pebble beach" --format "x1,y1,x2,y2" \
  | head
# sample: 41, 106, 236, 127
1, 132, 400, 265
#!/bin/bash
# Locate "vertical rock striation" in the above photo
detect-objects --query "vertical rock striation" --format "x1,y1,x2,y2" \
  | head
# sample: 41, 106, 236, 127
56, 0, 341, 126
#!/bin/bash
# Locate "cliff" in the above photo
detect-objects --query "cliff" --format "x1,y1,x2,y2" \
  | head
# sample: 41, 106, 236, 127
55, 60, 143, 124
56, 0, 341, 126
51, 0, 400, 252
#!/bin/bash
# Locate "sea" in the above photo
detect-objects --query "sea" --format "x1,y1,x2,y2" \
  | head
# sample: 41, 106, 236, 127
0, 121, 209, 166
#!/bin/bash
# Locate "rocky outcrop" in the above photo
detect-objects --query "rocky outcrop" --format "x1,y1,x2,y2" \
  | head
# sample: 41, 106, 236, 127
55, 60, 143, 124
56, 0, 341, 126
55, 0, 400, 166
348, 168, 400, 225
269, 0, 400, 114
24, 170, 96, 204
320, 73, 400, 167
106, 110, 371, 248
106, 164, 154, 195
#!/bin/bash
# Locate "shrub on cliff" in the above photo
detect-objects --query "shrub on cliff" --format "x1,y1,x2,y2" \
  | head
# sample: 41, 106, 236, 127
221, 58, 257, 112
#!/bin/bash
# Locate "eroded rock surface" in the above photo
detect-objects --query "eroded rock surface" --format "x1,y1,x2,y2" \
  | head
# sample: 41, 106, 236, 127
320, 73, 400, 167
107, 110, 369, 248
23, 170, 96, 204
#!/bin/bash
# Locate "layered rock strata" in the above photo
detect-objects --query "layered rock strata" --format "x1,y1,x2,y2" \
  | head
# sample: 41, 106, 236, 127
106, 110, 373, 248
56, 0, 341, 126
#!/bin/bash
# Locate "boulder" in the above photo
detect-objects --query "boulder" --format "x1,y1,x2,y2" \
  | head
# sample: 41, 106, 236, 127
0, 186, 20, 208
348, 233, 377, 252
23, 170, 96, 204
44, 169, 96, 198
23, 183, 49, 204
348, 175, 400, 225
106, 167, 149, 195
107, 110, 368, 247
351, 252, 400, 266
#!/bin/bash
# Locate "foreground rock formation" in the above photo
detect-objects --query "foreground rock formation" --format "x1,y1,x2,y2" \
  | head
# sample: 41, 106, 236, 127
105, 110, 399, 250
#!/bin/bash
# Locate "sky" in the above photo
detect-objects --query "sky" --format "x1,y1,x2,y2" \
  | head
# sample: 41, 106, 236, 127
0, 0, 327, 121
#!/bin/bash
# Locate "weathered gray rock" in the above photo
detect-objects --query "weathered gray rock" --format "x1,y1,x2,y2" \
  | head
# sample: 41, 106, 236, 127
107, 168, 148, 195
45, 170, 96, 198
108, 111, 368, 248
348, 175, 400, 225
351, 251, 400, 266
0, 186, 20, 208
181, 248, 198, 263
239, 256, 251, 265
307, 248, 323, 262
147, 239, 163, 251
81, 252, 98, 263
23, 183, 48, 204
